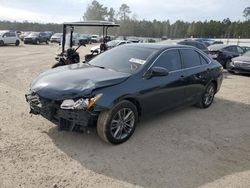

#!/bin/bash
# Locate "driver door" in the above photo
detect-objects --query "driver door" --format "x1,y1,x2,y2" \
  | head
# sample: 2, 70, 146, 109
138, 49, 187, 114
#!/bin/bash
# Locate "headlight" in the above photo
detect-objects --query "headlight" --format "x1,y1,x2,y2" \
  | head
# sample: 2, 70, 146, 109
60, 93, 103, 110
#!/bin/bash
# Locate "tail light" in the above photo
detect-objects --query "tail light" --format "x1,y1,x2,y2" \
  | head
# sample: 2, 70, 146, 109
219, 66, 224, 73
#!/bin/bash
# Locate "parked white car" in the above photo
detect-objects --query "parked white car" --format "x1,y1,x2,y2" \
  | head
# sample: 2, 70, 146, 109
90, 40, 131, 53
0, 30, 20, 46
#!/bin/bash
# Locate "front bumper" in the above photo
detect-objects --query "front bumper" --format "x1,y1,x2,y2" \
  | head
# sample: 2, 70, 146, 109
227, 62, 250, 74
25, 93, 99, 130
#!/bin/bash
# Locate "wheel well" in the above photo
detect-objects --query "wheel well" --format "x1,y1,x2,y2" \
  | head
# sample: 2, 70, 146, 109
123, 98, 142, 117
211, 80, 217, 91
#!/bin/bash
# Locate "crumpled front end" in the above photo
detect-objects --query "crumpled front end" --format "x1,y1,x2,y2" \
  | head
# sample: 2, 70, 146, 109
25, 91, 99, 130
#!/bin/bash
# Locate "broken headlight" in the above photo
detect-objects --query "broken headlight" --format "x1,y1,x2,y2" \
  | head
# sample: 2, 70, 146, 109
60, 93, 103, 110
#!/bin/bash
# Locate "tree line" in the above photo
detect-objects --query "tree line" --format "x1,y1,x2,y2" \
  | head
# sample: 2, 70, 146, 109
0, 1, 250, 39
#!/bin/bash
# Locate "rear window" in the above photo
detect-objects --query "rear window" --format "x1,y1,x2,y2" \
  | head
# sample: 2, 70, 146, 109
180, 49, 201, 68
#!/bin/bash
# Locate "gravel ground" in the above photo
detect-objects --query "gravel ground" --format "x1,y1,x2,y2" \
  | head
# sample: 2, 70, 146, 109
0, 44, 250, 188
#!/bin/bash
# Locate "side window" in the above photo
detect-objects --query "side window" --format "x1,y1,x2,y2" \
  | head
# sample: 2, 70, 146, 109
9, 32, 16, 37
237, 46, 244, 54
180, 49, 201, 68
200, 54, 208, 65
231, 46, 238, 53
224, 47, 233, 52
5, 32, 10, 37
154, 49, 182, 71
197, 43, 206, 50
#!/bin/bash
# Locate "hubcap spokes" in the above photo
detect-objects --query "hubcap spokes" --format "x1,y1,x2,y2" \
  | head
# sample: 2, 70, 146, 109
111, 108, 135, 140
204, 86, 215, 105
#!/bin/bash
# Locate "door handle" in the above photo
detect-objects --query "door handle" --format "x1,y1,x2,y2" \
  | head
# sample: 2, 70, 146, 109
180, 75, 185, 80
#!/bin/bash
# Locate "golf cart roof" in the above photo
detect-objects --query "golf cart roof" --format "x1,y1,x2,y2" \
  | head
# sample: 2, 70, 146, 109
63, 21, 120, 27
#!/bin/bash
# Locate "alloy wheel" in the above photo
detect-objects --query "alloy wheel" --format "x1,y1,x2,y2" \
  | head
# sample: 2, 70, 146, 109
110, 108, 135, 140
203, 85, 215, 106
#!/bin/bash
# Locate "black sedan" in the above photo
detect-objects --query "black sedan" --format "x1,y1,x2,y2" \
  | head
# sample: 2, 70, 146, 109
208, 44, 245, 68
25, 44, 223, 144
24, 32, 49, 44
227, 50, 250, 74
177, 40, 209, 54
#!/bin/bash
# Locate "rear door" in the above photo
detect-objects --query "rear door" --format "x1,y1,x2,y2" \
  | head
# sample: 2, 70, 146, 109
40, 33, 47, 42
9, 32, 17, 43
179, 49, 210, 103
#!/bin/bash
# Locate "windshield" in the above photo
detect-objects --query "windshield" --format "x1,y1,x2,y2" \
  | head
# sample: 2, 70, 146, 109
28, 32, 39, 37
0, 31, 6, 36
243, 50, 250, 57
88, 45, 157, 74
107, 40, 119, 47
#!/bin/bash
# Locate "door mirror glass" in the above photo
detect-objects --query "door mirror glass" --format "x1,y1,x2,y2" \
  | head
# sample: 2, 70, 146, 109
145, 66, 169, 79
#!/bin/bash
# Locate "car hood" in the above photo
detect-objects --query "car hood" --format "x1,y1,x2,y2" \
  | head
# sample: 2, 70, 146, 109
30, 63, 130, 100
232, 56, 250, 62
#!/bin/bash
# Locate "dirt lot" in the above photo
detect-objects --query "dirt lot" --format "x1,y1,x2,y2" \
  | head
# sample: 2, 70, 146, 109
0, 43, 250, 188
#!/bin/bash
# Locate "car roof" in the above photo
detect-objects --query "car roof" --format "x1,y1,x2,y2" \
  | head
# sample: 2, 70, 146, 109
208, 44, 235, 50
179, 40, 205, 45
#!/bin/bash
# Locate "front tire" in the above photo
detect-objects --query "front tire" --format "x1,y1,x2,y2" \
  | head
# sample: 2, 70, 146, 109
97, 100, 138, 145
196, 83, 216, 108
15, 40, 20, 46
0, 40, 4, 46
36, 39, 40, 45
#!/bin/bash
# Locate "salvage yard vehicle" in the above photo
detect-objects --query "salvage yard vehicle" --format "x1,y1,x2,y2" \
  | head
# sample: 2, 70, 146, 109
178, 40, 209, 54
0, 30, 20, 46
90, 39, 131, 54
208, 44, 245, 68
24, 32, 49, 44
26, 44, 223, 144
50, 33, 62, 43
227, 50, 250, 74
19, 31, 31, 41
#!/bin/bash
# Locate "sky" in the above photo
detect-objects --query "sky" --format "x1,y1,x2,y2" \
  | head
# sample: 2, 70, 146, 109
0, 0, 249, 23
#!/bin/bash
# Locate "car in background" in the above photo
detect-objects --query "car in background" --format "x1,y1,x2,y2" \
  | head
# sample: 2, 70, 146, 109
50, 33, 62, 43
19, 31, 31, 41
78, 34, 92, 44
91, 35, 100, 43
0, 30, 20, 46
195, 38, 223, 46
241, 46, 250, 53
26, 44, 223, 144
227, 50, 250, 74
90, 39, 131, 53
177, 40, 209, 54
208, 44, 245, 68
24, 32, 49, 44
44, 31, 54, 40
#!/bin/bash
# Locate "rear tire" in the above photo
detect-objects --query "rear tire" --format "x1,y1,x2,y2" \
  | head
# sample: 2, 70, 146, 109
196, 83, 216, 109
15, 40, 20, 46
97, 100, 138, 145
0, 40, 4, 46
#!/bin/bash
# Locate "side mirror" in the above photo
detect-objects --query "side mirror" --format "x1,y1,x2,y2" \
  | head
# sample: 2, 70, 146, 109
144, 66, 169, 79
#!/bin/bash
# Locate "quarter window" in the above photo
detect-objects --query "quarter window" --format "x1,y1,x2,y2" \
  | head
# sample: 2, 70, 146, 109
154, 49, 182, 71
180, 49, 201, 68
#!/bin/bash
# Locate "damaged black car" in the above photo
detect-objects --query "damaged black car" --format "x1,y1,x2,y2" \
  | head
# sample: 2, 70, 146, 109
26, 44, 223, 144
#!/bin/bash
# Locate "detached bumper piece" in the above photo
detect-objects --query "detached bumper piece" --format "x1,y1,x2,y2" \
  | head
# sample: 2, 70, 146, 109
25, 93, 98, 131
